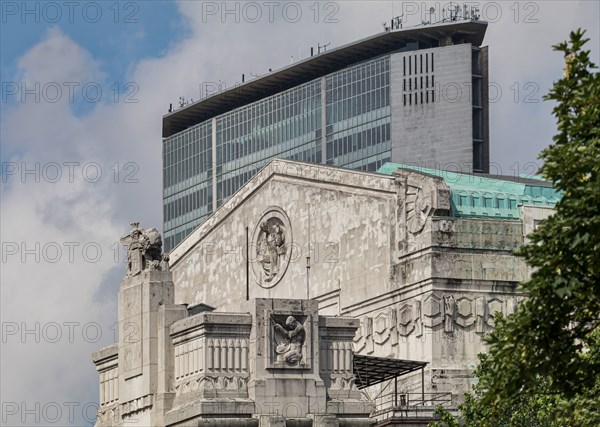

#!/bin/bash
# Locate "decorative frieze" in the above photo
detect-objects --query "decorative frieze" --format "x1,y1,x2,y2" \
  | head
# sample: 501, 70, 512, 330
352, 294, 523, 346
121, 394, 153, 419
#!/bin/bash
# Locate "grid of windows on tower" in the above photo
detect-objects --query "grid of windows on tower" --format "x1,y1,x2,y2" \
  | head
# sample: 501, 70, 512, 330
325, 56, 392, 171
163, 120, 213, 251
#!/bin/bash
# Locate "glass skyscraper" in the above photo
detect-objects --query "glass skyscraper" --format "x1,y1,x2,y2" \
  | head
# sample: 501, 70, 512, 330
163, 20, 489, 251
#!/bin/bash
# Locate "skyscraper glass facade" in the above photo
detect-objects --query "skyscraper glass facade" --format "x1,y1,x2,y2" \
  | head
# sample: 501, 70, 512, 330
325, 56, 391, 170
216, 80, 322, 207
163, 55, 392, 251
163, 121, 213, 250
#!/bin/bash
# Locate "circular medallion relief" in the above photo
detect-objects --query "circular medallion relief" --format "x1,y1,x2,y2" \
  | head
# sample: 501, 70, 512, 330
251, 207, 293, 288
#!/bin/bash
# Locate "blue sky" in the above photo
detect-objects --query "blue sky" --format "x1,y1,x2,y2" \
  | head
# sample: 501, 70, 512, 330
1, 2, 186, 89
1, 1, 599, 425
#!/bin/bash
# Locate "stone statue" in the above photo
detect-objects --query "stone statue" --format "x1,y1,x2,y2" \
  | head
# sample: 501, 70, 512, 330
272, 315, 305, 366
257, 220, 286, 282
120, 223, 169, 276
444, 295, 455, 333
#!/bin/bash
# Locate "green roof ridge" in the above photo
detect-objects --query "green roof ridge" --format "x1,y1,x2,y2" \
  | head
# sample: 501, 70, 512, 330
377, 162, 561, 219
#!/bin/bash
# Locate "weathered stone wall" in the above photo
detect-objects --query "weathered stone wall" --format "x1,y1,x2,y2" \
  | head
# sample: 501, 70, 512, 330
168, 160, 548, 405
170, 161, 396, 315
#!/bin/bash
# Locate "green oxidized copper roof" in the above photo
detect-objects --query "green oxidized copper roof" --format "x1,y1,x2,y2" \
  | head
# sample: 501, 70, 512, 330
377, 163, 562, 220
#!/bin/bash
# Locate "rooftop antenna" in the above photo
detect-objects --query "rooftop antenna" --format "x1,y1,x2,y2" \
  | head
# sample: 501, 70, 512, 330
429, 7, 435, 23
446, 2, 460, 21
317, 42, 331, 54
382, 21, 390, 31
391, 14, 404, 30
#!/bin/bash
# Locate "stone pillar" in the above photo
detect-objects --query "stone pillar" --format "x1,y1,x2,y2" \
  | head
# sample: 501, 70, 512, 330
248, 299, 326, 424
319, 317, 373, 421
154, 303, 187, 425
117, 269, 176, 426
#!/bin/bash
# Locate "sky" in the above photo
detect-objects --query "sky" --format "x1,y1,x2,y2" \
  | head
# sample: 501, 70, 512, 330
1, 1, 599, 425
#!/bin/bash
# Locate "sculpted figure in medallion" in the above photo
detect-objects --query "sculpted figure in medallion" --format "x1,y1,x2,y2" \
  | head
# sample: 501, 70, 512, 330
257, 220, 286, 282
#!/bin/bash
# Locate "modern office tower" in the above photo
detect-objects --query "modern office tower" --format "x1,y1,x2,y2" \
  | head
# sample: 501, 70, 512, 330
162, 19, 489, 251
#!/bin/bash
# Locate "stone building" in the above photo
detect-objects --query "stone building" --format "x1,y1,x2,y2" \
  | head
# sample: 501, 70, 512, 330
92, 160, 559, 426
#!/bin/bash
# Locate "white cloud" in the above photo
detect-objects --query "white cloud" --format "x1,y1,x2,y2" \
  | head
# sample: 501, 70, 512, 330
0, 1, 598, 425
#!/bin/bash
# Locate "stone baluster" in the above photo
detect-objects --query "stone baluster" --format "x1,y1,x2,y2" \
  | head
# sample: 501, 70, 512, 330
241, 339, 248, 371
334, 341, 340, 373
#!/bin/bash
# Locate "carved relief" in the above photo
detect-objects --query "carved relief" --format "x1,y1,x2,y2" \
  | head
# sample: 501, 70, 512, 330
455, 297, 475, 328
351, 294, 515, 341
394, 170, 451, 257
353, 319, 366, 353
365, 317, 374, 354
373, 312, 390, 345
422, 294, 443, 328
487, 298, 504, 327
388, 308, 399, 346
443, 295, 455, 333
121, 394, 153, 419
505, 297, 519, 316
475, 297, 487, 334
120, 223, 169, 276
177, 375, 249, 397
398, 304, 415, 337
406, 186, 432, 235
272, 315, 306, 367
251, 207, 292, 288
267, 313, 311, 369
414, 299, 423, 337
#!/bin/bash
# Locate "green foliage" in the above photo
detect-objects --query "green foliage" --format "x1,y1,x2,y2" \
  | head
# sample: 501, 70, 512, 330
428, 29, 600, 427
429, 332, 600, 426
429, 405, 460, 427
480, 29, 600, 421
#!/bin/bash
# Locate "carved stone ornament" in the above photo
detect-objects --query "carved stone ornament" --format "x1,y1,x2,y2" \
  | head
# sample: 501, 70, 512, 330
120, 222, 169, 276
394, 170, 451, 256
406, 186, 432, 234
373, 312, 391, 345
443, 295, 456, 333
251, 207, 292, 288
269, 313, 309, 369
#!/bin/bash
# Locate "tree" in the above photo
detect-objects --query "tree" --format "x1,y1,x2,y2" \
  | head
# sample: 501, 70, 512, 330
429, 29, 600, 427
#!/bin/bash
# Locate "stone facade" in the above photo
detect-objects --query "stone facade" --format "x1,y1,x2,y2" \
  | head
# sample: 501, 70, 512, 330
93, 222, 374, 426
167, 160, 547, 398
93, 160, 553, 425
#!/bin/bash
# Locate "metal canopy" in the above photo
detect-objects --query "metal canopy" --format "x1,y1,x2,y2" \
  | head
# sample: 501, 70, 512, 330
353, 354, 428, 389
